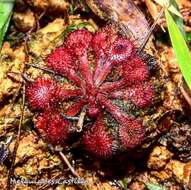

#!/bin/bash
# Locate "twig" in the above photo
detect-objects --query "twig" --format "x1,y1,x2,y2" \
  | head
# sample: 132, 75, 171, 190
25, 63, 70, 84
76, 107, 86, 132
7, 84, 26, 190
61, 113, 79, 121
138, 7, 165, 52
22, 73, 35, 83
26, 63, 55, 74
58, 151, 80, 178
61, 108, 86, 132
58, 152, 90, 190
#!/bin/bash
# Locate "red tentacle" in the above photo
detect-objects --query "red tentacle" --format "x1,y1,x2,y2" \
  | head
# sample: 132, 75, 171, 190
99, 78, 126, 93
59, 89, 83, 100
97, 94, 128, 123
65, 29, 95, 91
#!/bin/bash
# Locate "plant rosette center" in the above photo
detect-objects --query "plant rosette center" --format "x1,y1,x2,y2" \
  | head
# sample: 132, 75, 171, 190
26, 25, 158, 159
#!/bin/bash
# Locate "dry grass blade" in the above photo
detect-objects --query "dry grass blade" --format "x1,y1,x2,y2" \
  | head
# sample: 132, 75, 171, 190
7, 84, 26, 190
139, 7, 165, 52
180, 84, 191, 107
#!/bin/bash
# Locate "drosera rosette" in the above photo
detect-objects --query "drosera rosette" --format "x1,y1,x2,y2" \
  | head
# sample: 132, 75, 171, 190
26, 24, 159, 158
